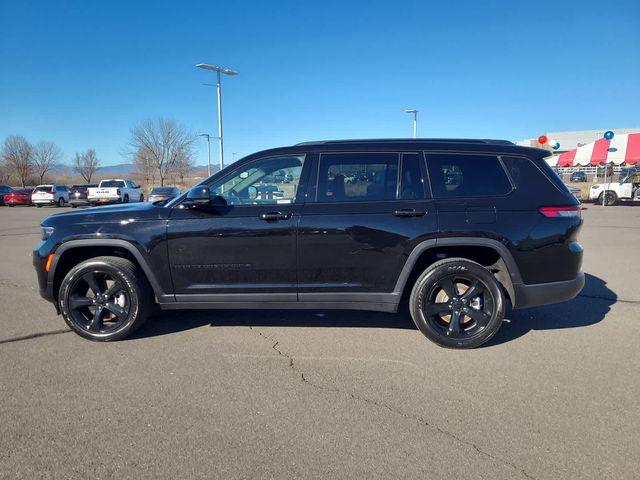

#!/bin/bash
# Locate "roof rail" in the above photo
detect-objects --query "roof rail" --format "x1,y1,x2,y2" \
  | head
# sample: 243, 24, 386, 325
294, 138, 515, 146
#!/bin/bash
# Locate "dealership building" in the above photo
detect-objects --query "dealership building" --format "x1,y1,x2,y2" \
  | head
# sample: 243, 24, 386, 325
516, 127, 640, 154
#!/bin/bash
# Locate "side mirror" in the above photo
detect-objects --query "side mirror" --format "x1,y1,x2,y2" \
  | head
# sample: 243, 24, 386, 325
185, 186, 211, 206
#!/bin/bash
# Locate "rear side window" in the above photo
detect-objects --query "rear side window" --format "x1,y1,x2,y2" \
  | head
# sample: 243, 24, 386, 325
317, 152, 398, 202
426, 153, 512, 198
34, 186, 53, 192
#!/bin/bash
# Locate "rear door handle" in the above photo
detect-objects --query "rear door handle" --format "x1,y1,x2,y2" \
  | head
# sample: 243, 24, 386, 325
393, 209, 426, 217
260, 211, 292, 221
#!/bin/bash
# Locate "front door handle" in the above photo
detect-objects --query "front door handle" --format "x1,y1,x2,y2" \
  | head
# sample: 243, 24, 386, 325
393, 209, 426, 217
260, 211, 292, 221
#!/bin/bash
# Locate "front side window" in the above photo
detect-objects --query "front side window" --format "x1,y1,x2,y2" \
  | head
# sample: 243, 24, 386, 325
207, 155, 305, 205
317, 152, 398, 202
426, 153, 512, 198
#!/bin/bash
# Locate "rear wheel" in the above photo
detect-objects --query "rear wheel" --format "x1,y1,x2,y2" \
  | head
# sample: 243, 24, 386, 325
123, 194, 129, 203
409, 258, 505, 349
36, 204, 42, 208
58, 256, 151, 341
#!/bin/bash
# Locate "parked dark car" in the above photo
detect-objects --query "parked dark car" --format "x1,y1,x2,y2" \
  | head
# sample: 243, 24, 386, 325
570, 171, 587, 182
34, 139, 584, 348
0, 185, 13, 205
68, 184, 98, 208
4, 188, 33, 206
148, 186, 180, 203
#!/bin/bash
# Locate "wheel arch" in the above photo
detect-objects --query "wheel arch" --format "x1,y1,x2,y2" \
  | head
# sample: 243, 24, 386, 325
49, 240, 166, 303
394, 238, 522, 305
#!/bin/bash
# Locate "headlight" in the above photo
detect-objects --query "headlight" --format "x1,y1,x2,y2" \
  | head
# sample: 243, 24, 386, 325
41, 226, 55, 241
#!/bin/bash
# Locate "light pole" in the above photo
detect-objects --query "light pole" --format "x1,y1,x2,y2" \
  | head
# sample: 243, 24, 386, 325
196, 63, 238, 171
406, 109, 418, 139
198, 133, 212, 176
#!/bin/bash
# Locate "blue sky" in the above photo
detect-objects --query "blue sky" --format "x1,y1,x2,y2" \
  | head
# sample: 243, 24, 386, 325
1, 0, 639, 166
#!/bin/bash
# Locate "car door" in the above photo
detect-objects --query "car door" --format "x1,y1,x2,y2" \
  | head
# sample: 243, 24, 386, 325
167, 153, 309, 302
297, 151, 437, 305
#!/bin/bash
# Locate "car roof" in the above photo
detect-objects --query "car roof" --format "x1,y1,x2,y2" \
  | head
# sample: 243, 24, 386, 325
241, 138, 550, 160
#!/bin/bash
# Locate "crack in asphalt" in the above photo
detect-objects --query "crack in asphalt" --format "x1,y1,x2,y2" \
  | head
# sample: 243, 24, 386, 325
577, 293, 640, 304
247, 326, 536, 480
0, 329, 71, 345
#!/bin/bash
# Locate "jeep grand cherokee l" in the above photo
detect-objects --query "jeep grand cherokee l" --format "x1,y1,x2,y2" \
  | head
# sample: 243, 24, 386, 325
33, 139, 584, 348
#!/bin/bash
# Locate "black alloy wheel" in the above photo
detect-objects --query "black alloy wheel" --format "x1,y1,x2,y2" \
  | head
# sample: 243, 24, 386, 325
410, 258, 505, 349
59, 256, 150, 341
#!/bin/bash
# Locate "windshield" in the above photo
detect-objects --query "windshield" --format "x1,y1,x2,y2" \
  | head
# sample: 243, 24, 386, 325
34, 186, 53, 192
100, 181, 125, 188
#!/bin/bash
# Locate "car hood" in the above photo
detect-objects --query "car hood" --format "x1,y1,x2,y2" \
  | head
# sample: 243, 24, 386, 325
42, 202, 170, 227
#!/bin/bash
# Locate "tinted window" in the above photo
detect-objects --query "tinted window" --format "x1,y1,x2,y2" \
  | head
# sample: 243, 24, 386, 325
34, 186, 53, 192
208, 155, 305, 205
101, 181, 125, 188
317, 152, 398, 202
151, 187, 175, 194
426, 154, 512, 198
399, 153, 425, 199
502, 155, 571, 196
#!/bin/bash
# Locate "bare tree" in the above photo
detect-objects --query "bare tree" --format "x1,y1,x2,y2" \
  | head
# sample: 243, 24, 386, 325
74, 149, 100, 183
128, 118, 195, 186
132, 146, 156, 186
171, 144, 195, 185
0, 162, 11, 184
33, 141, 63, 185
1, 135, 33, 187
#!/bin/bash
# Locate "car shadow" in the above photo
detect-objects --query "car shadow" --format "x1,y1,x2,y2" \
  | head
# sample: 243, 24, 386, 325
485, 273, 616, 347
132, 273, 615, 347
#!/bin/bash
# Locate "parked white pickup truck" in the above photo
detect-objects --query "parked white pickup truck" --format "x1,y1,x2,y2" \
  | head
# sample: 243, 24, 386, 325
87, 179, 144, 205
589, 173, 640, 206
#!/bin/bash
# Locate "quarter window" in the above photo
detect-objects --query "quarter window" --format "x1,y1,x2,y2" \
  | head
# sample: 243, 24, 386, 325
426, 154, 512, 198
317, 152, 398, 202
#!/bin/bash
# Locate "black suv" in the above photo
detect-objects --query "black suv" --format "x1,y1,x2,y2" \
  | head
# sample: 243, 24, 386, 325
33, 139, 584, 348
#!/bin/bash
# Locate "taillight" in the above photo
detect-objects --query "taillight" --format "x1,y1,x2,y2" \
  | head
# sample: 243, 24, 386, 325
84, 189, 89, 195
539, 206, 580, 218
116, 188, 121, 195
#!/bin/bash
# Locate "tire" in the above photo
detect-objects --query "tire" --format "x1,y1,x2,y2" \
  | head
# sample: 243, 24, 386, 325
598, 191, 617, 206
57, 197, 65, 207
140, 194, 144, 202
9, 204, 14, 207
36, 204, 42, 208
409, 258, 505, 349
123, 194, 129, 203
58, 256, 152, 341
71, 204, 77, 208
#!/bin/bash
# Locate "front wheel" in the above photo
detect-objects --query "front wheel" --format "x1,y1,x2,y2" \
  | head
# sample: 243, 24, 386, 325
598, 191, 617, 206
58, 256, 151, 341
409, 258, 505, 349
57, 197, 65, 207
123, 195, 129, 203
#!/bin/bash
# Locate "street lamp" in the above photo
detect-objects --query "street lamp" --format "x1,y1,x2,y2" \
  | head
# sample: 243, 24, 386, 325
406, 109, 418, 139
198, 133, 212, 176
196, 63, 238, 171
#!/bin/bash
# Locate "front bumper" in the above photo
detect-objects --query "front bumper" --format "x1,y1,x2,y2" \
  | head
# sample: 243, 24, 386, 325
512, 272, 585, 309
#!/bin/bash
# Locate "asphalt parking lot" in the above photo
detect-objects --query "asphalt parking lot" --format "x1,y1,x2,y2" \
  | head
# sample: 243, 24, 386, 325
1, 204, 639, 479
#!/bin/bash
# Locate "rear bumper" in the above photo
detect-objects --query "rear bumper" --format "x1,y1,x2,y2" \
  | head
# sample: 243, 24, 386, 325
32, 199, 56, 205
512, 272, 585, 309
87, 198, 121, 204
